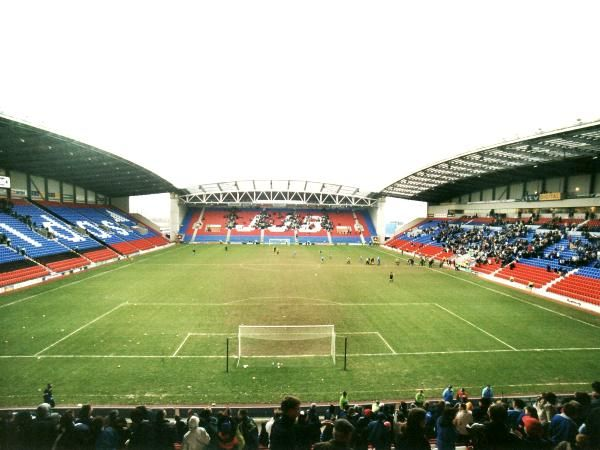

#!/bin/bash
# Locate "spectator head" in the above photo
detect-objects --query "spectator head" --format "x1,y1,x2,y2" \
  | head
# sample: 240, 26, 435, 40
575, 392, 590, 407
592, 381, 600, 398
280, 395, 301, 419
155, 409, 167, 422
238, 409, 248, 419
488, 403, 507, 424
542, 392, 557, 405
524, 418, 543, 438
79, 404, 93, 419
513, 398, 525, 409
405, 407, 427, 435
189, 415, 199, 430
524, 405, 538, 418
36, 403, 51, 419
562, 400, 580, 419
465, 401, 473, 411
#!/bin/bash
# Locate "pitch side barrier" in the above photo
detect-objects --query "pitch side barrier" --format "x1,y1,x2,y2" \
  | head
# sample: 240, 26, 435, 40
0, 393, 577, 421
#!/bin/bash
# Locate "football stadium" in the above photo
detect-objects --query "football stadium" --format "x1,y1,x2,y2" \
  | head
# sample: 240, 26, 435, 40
1, 113, 600, 448
2, 2, 600, 448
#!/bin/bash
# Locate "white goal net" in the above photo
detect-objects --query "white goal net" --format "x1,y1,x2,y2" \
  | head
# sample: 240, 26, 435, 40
237, 325, 335, 364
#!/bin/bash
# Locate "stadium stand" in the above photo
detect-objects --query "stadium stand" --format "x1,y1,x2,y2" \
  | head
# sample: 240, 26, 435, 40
179, 208, 377, 245
41, 202, 150, 255
0, 246, 50, 287
548, 267, 600, 306
0, 383, 598, 450
385, 216, 600, 306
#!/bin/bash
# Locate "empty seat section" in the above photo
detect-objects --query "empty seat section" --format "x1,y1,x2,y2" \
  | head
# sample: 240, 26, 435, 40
75, 206, 155, 250
11, 200, 100, 252
472, 261, 503, 274
37, 252, 89, 272
0, 212, 70, 259
548, 269, 600, 306
43, 204, 139, 255
82, 247, 119, 262
357, 210, 377, 237
0, 246, 50, 286
328, 211, 361, 244
194, 209, 228, 242
179, 209, 203, 242
494, 262, 560, 288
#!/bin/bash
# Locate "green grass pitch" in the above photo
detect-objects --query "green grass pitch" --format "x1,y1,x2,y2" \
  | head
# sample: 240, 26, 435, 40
1, 244, 599, 407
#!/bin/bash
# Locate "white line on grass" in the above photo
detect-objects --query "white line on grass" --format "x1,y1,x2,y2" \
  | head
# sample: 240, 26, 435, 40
2, 346, 598, 359
431, 268, 600, 330
0, 263, 133, 310
172, 333, 191, 357
375, 332, 398, 354
34, 302, 128, 356
434, 303, 518, 351
130, 302, 431, 307
373, 247, 600, 330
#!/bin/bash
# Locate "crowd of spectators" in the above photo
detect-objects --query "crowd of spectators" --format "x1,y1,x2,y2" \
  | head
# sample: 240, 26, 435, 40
1, 381, 598, 450
407, 218, 600, 270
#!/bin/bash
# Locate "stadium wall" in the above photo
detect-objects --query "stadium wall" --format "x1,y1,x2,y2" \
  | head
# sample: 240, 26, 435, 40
428, 197, 599, 218
110, 196, 130, 213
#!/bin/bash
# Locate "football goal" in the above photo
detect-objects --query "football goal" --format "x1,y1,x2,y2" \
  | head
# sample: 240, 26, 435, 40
237, 325, 336, 364
267, 238, 291, 245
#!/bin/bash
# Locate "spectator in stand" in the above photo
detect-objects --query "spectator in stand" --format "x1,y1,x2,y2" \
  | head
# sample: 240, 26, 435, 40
520, 417, 552, 449
479, 403, 521, 449
95, 410, 125, 450
367, 412, 390, 450
314, 418, 355, 450
270, 395, 301, 450
550, 400, 580, 446
128, 405, 156, 449
435, 404, 458, 450
454, 402, 473, 444
395, 407, 430, 450
472, 397, 492, 424
306, 403, 322, 445
52, 408, 76, 450
536, 392, 558, 425
590, 380, 600, 412
294, 411, 312, 450
237, 409, 258, 450
154, 408, 176, 449
506, 398, 525, 430
182, 415, 211, 450
577, 407, 600, 449
30, 403, 59, 450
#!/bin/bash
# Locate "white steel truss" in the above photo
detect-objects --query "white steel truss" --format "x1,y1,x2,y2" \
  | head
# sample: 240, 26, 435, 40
180, 180, 377, 207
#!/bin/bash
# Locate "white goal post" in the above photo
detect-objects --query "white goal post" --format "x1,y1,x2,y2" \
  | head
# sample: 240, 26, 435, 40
237, 325, 336, 364
267, 238, 291, 245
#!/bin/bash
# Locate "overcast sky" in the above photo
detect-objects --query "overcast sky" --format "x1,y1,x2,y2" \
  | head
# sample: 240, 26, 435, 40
1, 1, 599, 225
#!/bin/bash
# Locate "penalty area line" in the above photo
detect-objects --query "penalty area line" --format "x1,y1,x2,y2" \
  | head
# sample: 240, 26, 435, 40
434, 303, 518, 351
34, 302, 128, 357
